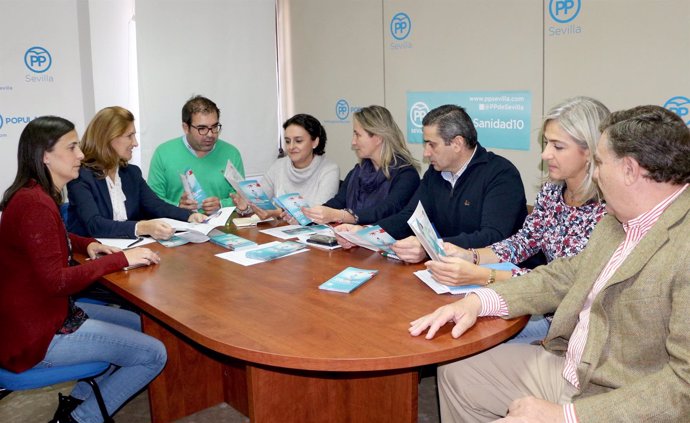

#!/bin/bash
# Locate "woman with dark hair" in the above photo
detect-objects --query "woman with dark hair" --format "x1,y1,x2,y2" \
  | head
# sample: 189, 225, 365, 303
302, 105, 421, 225
232, 113, 340, 219
67, 106, 204, 239
0, 116, 166, 423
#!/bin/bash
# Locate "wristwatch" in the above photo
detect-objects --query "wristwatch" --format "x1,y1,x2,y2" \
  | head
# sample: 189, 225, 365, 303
486, 269, 496, 286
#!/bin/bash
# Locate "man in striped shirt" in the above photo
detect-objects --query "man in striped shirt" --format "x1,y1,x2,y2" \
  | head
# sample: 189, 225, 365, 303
410, 105, 690, 423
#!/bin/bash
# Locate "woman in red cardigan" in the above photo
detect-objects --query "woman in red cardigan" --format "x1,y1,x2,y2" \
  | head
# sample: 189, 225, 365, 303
0, 116, 166, 423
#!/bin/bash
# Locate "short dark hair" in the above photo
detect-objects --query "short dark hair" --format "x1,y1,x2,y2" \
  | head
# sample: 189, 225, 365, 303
283, 114, 327, 155
1, 116, 75, 209
599, 105, 690, 184
422, 104, 478, 148
182, 95, 220, 125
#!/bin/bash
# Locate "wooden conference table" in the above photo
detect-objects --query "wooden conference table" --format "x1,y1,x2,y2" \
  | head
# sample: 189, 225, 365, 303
96, 220, 528, 423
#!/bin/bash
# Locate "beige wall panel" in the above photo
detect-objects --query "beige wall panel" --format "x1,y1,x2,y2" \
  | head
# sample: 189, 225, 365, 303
544, 0, 690, 115
285, 0, 385, 179
383, 0, 545, 200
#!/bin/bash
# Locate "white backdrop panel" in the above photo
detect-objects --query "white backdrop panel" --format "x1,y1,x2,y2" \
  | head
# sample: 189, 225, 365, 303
136, 0, 280, 178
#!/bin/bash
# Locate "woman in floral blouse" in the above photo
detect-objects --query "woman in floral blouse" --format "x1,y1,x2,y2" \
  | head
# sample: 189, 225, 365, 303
425, 96, 610, 341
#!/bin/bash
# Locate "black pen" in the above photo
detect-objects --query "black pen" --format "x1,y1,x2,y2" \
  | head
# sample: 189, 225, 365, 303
126, 237, 144, 248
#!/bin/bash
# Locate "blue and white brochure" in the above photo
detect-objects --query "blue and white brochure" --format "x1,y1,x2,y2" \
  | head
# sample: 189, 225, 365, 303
245, 240, 307, 261
209, 233, 257, 250
237, 180, 274, 210
407, 201, 446, 261
180, 168, 208, 203
319, 267, 378, 293
273, 193, 312, 226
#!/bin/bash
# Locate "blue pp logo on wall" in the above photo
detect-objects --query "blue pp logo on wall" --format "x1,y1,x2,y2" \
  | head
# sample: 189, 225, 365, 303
549, 0, 581, 23
409, 102, 429, 129
24, 46, 52, 73
0, 114, 4, 130
336, 99, 350, 121
664, 96, 690, 126
390, 13, 411, 40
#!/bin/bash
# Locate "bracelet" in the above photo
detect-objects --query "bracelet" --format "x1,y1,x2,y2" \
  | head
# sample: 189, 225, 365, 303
343, 208, 359, 224
237, 206, 252, 216
470, 248, 480, 265
486, 269, 496, 286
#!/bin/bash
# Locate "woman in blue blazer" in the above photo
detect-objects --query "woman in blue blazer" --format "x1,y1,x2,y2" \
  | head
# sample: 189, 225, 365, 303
67, 106, 204, 239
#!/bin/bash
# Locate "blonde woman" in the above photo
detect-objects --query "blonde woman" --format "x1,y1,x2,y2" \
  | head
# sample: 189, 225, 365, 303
303, 105, 420, 225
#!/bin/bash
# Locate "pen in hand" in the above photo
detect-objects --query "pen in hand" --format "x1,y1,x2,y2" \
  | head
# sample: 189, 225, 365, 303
126, 237, 144, 248
202, 210, 222, 223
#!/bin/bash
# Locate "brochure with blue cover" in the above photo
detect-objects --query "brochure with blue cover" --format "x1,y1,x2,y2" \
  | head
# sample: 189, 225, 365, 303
273, 193, 312, 226
237, 180, 274, 210
407, 201, 446, 261
209, 233, 257, 250
319, 267, 379, 293
245, 240, 307, 261
179, 168, 208, 203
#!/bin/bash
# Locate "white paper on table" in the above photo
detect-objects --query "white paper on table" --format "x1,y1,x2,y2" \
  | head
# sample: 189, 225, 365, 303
413, 270, 482, 295
233, 215, 274, 227
259, 224, 332, 240
215, 241, 309, 266
96, 237, 157, 249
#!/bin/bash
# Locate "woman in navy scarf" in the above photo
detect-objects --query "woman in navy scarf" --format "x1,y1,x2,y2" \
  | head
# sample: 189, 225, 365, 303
303, 105, 420, 225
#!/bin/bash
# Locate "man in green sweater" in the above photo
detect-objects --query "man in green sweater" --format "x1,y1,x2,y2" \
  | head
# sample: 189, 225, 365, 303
148, 95, 245, 214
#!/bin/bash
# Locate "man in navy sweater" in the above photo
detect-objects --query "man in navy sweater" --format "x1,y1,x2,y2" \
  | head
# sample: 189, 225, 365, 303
339, 104, 527, 264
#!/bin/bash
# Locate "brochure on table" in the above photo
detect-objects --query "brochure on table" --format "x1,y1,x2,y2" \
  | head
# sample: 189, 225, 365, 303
407, 202, 446, 261
157, 206, 235, 236
233, 215, 274, 228
215, 241, 309, 266
415, 262, 519, 295
319, 267, 378, 293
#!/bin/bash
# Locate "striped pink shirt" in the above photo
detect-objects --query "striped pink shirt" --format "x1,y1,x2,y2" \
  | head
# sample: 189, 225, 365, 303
475, 184, 688, 423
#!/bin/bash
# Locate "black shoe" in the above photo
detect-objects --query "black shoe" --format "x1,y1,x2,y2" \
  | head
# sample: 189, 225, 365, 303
48, 393, 82, 423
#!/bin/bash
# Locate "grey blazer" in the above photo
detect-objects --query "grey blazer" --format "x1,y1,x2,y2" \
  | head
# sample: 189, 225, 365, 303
492, 188, 690, 422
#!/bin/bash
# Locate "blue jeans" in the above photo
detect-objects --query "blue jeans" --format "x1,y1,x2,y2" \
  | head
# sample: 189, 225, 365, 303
36, 302, 167, 423
507, 314, 551, 344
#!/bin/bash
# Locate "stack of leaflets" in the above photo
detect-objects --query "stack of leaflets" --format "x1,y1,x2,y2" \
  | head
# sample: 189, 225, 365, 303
245, 240, 307, 261
407, 201, 446, 261
233, 214, 274, 228
209, 232, 257, 250
179, 168, 208, 203
272, 193, 312, 226
335, 225, 399, 259
223, 161, 274, 210
319, 267, 378, 293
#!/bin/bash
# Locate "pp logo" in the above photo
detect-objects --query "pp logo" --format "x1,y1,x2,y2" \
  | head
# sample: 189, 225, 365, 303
335, 99, 350, 121
390, 13, 411, 41
24, 46, 52, 73
549, 0, 581, 23
0, 114, 3, 130
664, 96, 690, 126
410, 102, 430, 128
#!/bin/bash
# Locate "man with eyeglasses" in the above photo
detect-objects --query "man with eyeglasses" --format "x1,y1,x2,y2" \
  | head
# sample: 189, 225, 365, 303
148, 95, 245, 214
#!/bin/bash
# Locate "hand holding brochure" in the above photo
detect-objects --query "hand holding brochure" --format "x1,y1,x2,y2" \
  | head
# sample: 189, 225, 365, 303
223, 160, 274, 210
272, 193, 312, 226
245, 240, 307, 261
415, 262, 519, 295
319, 267, 378, 293
407, 201, 446, 261
335, 225, 399, 258
179, 168, 208, 203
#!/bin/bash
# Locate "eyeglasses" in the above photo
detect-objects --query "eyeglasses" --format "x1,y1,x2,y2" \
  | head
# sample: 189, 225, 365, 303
189, 123, 222, 135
